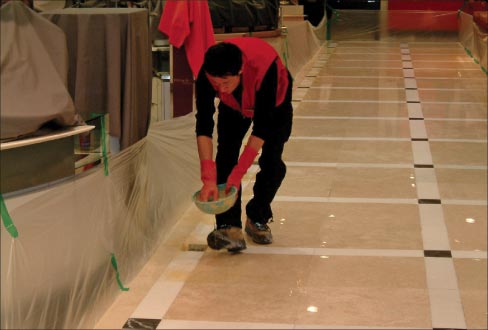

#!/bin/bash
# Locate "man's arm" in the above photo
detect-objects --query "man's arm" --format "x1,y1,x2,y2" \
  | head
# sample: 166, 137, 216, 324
197, 135, 214, 161
195, 69, 219, 201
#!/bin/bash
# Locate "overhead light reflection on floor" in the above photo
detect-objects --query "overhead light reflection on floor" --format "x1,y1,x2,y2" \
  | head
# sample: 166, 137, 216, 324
307, 306, 318, 313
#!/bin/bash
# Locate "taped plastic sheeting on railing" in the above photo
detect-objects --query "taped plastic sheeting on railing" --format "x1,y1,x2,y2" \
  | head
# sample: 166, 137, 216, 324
111, 253, 129, 291
0, 194, 18, 238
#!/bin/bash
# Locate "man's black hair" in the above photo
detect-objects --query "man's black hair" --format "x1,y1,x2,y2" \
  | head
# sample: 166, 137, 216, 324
203, 42, 242, 77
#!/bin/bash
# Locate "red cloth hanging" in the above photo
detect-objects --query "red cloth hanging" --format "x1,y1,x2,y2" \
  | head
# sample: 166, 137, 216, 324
158, 0, 215, 78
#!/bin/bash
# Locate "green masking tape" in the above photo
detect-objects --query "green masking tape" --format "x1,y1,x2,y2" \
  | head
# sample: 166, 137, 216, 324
457, 0, 468, 17
0, 194, 19, 238
90, 113, 109, 176
111, 253, 129, 291
463, 47, 488, 76
325, 2, 339, 40
100, 114, 109, 176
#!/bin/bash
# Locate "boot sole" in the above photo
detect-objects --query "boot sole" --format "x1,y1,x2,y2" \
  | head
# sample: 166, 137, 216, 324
207, 233, 247, 252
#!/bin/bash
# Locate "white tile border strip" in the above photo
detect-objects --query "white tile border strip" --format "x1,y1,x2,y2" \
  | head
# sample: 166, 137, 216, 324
442, 199, 488, 205
404, 44, 468, 330
415, 168, 441, 200
418, 204, 451, 251
451, 250, 488, 259
245, 246, 424, 258
157, 319, 426, 330
428, 288, 467, 329
130, 251, 204, 320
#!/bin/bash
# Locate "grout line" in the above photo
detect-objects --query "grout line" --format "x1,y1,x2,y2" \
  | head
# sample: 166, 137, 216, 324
291, 137, 411, 141
291, 136, 487, 143
285, 162, 487, 170
294, 116, 408, 120
300, 100, 407, 103
285, 162, 413, 169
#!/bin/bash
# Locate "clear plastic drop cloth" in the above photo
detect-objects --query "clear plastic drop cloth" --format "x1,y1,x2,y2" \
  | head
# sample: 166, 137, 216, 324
1, 113, 200, 329
268, 19, 323, 77
458, 11, 487, 70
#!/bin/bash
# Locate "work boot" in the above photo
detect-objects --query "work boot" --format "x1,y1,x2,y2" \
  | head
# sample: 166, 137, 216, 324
245, 218, 273, 244
207, 226, 247, 252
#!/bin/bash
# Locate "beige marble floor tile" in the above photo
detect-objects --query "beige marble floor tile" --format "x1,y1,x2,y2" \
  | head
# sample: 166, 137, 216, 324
184, 253, 313, 286
419, 89, 487, 103
164, 282, 301, 324
269, 202, 423, 249
425, 120, 487, 140
305, 256, 427, 288
325, 60, 403, 68
453, 259, 487, 330
303, 88, 406, 102
296, 101, 408, 117
292, 118, 411, 138
421, 104, 487, 119
283, 140, 341, 163
435, 168, 487, 201
279, 167, 417, 199
296, 257, 430, 327
412, 61, 481, 69
318, 67, 404, 77
429, 142, 487, 166
284, 139, 413, 164
458, 290, 487, 330
328, 53, 402, 61
311, 76, 406, 89
416, 78, 487, 89
414, 69, 486, 79
444, 205, 487, 251
295, 287, 431, 328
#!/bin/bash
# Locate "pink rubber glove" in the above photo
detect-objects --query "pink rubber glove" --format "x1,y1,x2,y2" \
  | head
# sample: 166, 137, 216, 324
200, 160, 218, 201
226, 145, 259, 193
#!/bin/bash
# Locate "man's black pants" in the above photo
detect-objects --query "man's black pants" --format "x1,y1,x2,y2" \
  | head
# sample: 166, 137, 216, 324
215, 99, 293, 229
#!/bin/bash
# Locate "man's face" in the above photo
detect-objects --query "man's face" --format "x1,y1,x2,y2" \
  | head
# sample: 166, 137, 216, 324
206, 72, 241, 95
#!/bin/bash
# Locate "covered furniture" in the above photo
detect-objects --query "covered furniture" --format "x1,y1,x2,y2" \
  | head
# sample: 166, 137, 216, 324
40, 7, 152, 150
0, 2, 81, 141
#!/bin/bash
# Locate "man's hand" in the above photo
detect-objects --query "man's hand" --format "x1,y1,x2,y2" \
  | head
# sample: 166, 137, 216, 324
199, 182, 218, 201
200, 159, 218, 201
